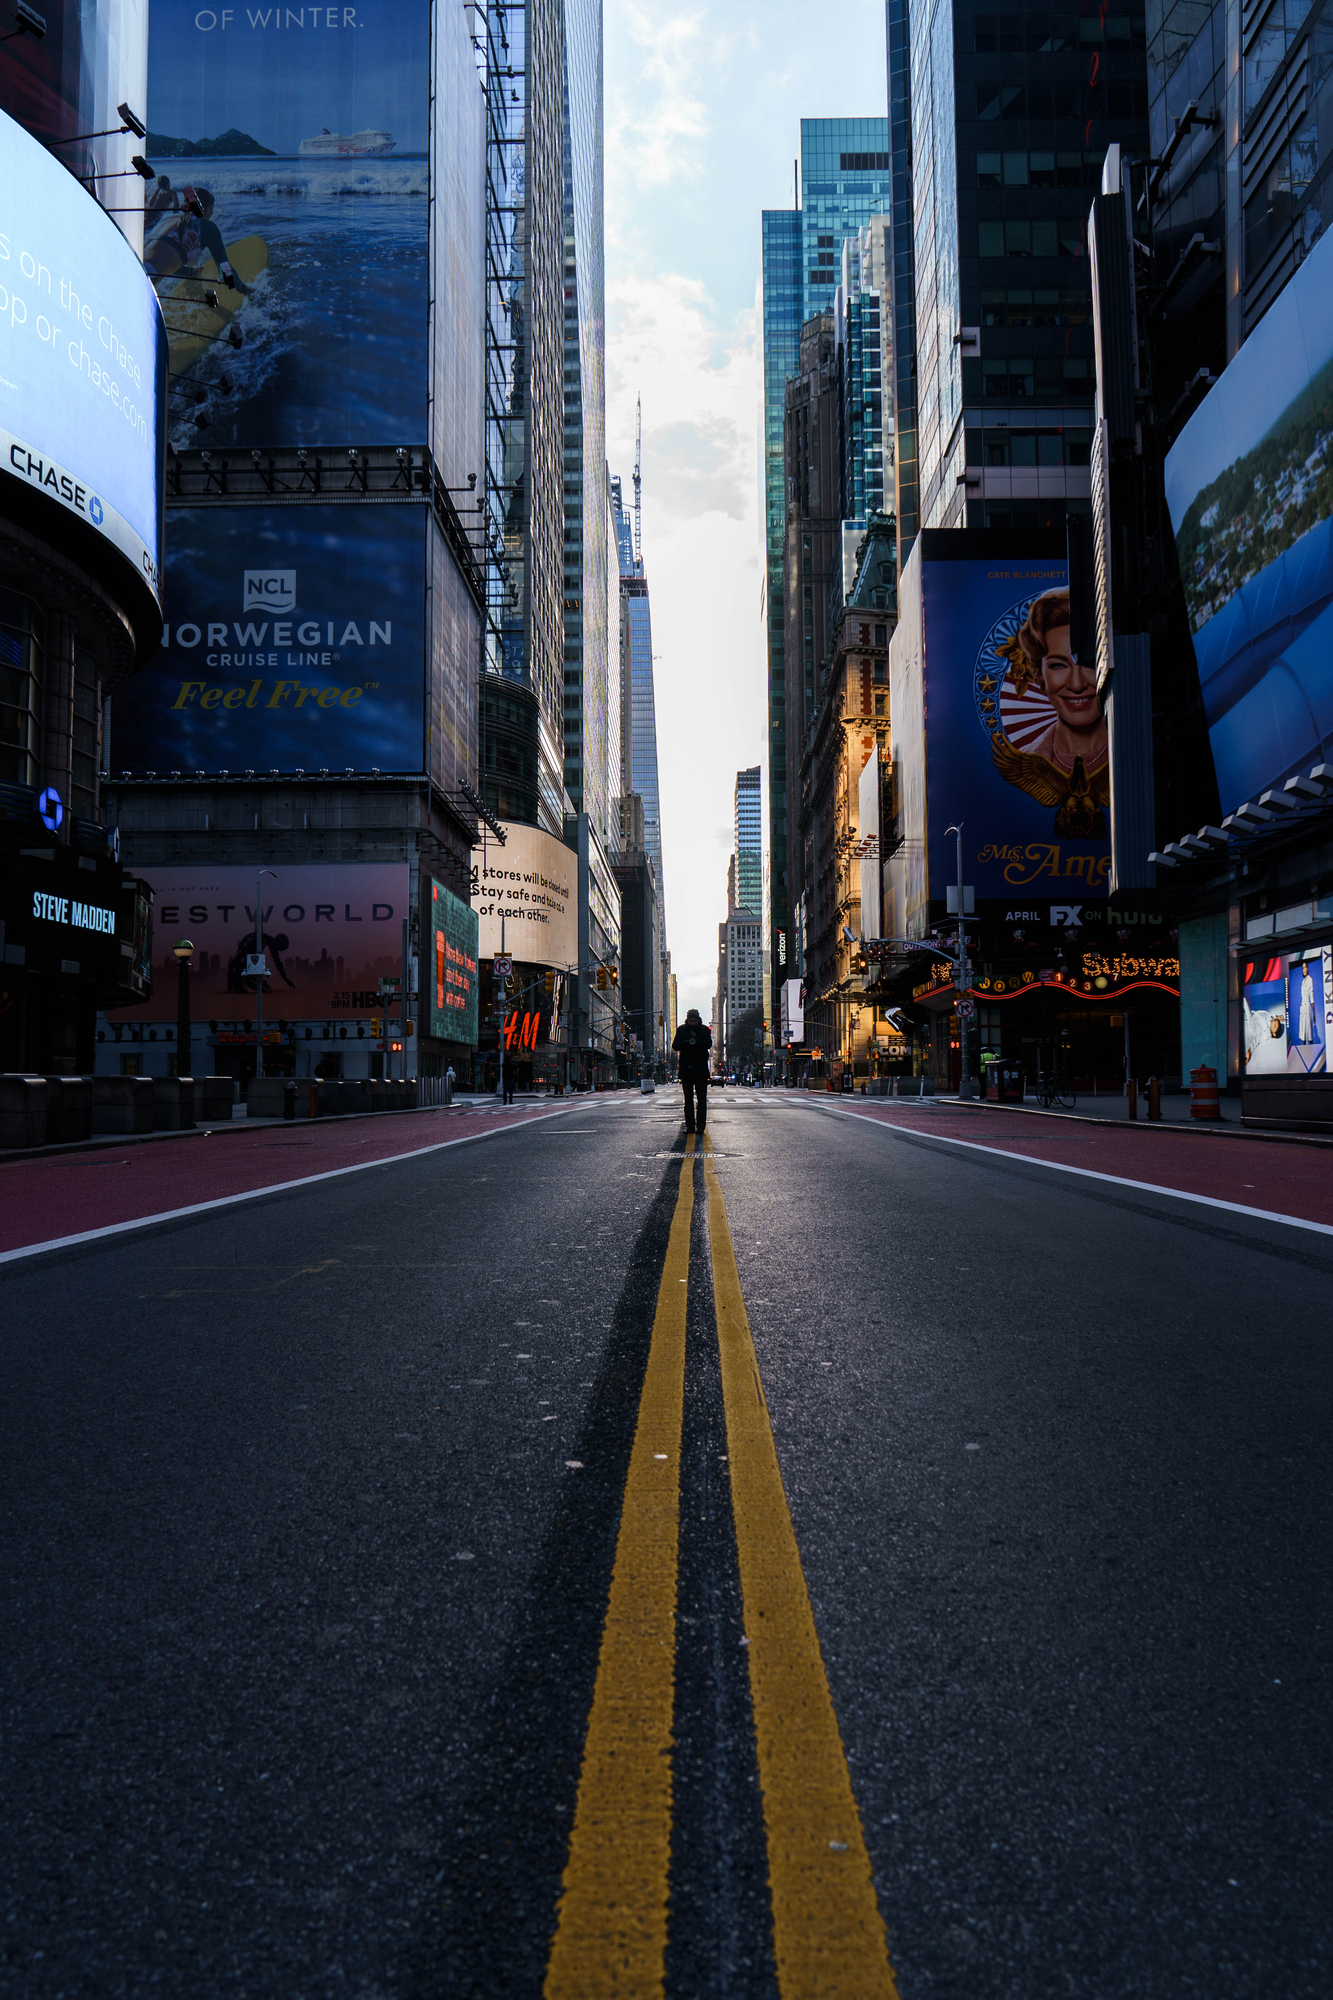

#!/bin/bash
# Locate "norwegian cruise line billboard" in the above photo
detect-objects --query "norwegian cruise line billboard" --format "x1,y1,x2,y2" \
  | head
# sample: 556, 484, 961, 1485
1165, 221, 1333, 817
144, 2, 429, 448
109, 501, 427, 772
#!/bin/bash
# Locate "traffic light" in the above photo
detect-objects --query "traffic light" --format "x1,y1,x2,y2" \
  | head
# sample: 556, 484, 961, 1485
597, 966, 607, 990
609, 965, 618, 988
371, 1016, 381, 1037
544, 968, 555, 994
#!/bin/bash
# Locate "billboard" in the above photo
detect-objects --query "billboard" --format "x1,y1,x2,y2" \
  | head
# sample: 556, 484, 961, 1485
429, 877, 478, 1046
145, 1, 429, 448
0, 107, 166, 601
892, 541, 1108, 910
105, 862, 407, 1021
471, 822, 578, 968
858, 749, 882, 939
109, 502, 426, 773
1165, 223, 1333, 816
1242, 945, 1333, 1077
780, 977, 804, 1047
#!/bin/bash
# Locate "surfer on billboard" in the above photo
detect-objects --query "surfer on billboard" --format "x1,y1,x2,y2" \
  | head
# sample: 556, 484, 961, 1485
146, 186, 255, 295
990, 587, 1109, 838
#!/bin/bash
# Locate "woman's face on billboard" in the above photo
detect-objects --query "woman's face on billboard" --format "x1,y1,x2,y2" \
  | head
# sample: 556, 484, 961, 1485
1040, 624, 1098, 735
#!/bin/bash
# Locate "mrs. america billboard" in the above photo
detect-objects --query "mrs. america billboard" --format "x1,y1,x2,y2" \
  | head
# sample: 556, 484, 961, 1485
887, 532, 1108, 932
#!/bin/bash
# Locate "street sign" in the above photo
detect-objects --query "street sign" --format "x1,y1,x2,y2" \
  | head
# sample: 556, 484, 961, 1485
956, 997, 977, 1021
493, 955, 513, 977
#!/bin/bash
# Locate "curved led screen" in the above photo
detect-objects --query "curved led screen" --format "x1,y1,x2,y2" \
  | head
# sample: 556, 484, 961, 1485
0, 107, 166, 604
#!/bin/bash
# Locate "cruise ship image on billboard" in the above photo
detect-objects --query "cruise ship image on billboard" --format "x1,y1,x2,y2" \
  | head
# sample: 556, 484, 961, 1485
298, 127, 396, 157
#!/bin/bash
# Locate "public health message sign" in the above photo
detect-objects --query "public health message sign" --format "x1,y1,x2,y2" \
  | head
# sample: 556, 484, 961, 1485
146, 1, 428, 449
106, 862, 408, 1022
471, 822, 577, 968
110, 501, 426, 772
429, 877, 478, 1046
1165, 221, 1333, 818
0, 108, 166, 600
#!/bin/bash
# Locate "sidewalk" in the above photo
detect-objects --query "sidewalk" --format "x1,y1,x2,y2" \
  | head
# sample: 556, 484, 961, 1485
933, 1089, 1333, 1148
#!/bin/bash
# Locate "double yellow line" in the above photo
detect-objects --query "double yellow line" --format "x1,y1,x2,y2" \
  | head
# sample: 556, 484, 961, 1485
544, 1137, 898, 1999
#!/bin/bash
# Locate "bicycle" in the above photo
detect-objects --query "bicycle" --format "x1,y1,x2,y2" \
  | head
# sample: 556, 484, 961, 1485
1035, 1075, 1075, 1110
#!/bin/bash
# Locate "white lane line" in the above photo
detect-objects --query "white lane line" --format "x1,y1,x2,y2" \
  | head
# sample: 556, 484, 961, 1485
812, 1101, 1333, 1239
0, 1106, 584, 1267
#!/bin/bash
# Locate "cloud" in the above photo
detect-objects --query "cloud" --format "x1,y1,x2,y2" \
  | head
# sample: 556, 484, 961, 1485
602, 0, 890, 1019
606, 3, 711, 195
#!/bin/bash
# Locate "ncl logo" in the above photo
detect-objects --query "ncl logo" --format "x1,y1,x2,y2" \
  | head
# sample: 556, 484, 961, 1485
243, 569, 297, 614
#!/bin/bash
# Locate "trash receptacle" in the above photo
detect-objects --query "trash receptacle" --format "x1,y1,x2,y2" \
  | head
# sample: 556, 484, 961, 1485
996, 1061, 1024, 1103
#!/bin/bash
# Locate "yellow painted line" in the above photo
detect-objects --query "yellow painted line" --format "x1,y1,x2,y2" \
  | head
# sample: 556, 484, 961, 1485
703, 1136, 899, 1998
544, 1136, 696, 1999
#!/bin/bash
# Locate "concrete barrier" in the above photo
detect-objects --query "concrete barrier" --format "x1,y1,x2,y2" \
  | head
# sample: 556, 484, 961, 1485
0, 1074, 47, 1148
92, 1075, 155, 1134
45, 1075, 93, 1144
894, 1075, 935, 1096
348, 1080, 371, 1115
370, 1080, 387, 1114
197, 1075, 235, 1123
245, 1076, 292, 1120
153, 1076, 196, 1130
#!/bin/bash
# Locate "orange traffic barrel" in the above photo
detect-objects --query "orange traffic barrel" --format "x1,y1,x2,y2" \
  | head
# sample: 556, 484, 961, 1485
1190, 1064, 1221, 1120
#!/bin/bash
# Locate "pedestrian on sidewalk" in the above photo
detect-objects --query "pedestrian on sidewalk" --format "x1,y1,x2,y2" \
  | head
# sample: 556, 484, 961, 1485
672, 1008, 712, 1134
445, 1063, 456, 1106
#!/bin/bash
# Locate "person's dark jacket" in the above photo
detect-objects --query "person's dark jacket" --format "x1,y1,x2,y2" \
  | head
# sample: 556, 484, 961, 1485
672, 1021, 712, 1081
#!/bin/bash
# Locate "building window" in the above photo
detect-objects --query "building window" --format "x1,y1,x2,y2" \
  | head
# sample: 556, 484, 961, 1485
0, 588, 44, 792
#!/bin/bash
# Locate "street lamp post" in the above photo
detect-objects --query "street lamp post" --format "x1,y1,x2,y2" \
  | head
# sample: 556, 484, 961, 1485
945, 823, 972, 1100
254, 867, 275, 1082
172, 938, 194, 1079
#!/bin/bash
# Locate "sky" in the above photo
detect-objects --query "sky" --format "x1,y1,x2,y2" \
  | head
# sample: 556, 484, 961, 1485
602, 0, 890, 1023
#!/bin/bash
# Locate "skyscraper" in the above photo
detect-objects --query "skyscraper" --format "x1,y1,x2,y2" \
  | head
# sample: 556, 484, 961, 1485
610, 472, 665, 917
761, 119, 890, 999
734, 766, 762, 918
485, 0, 566, 832
483, 0, 608, 844
561, 0, 612, 857
899, 0, 1148, 534
835, 217, 893, 550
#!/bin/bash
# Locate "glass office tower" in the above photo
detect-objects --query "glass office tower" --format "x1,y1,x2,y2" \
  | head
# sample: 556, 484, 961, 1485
561, 0, 613, 856
761, 118, 889, 990
904, 0, 1148, 531
735, 766, 763, 916
610, 473, 665, 915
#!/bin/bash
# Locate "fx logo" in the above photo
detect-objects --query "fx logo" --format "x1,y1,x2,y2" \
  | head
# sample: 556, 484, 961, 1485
1051, 903, 1084, 927
243, 569, 297, 614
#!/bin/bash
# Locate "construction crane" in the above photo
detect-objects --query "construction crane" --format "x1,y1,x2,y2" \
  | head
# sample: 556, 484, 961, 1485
632, 394, 642, 572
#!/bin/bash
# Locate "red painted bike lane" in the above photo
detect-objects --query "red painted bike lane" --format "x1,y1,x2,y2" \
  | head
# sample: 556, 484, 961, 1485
811, 1098, 1333, 1231
0, 1103, 577, 1261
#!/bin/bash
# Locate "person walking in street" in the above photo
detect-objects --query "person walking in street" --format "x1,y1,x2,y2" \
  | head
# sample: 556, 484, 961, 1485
672, 1007, 713, 1134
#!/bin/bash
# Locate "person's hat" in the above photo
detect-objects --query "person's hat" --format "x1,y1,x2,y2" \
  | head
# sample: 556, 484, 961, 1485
685, 1007, 702, 1021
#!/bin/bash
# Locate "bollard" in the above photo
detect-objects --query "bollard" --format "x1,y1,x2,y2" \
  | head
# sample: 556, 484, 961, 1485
1147, 1076, 1161, 1121
1126, 1077, 1137, 1120
309, 1082, 321, 1120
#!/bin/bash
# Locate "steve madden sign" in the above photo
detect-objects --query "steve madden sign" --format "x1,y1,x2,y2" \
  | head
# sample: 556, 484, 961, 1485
33, 890, 117, 932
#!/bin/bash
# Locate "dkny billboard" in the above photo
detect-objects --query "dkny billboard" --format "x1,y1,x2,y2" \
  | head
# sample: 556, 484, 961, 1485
110, 500, 427, 772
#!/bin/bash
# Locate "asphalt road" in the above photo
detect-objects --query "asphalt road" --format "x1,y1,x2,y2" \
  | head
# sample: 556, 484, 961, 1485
2, 1090, 1329, 1997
